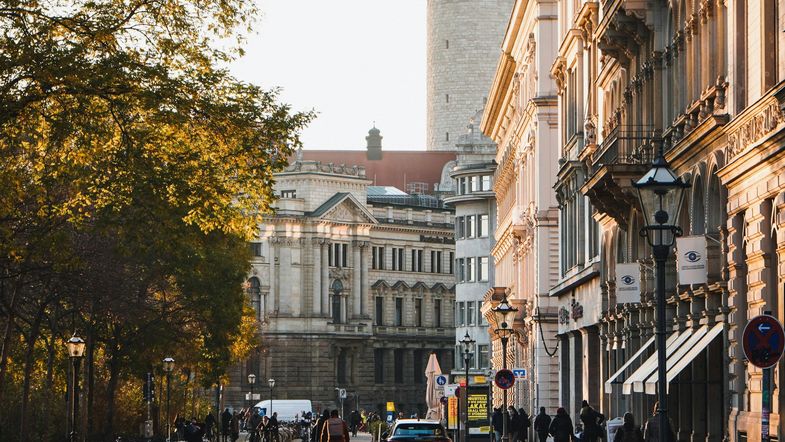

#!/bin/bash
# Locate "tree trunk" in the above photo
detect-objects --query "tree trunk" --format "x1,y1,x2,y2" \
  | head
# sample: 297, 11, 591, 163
85, 323, 96, 441
19, 311, 42, 442
103, 336, 121, 442
0, 280, 20, 403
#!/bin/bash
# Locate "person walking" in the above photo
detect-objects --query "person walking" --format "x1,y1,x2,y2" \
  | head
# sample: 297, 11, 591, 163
613, 413, 643, 442
313, 410, 331, 442
579, 401, 605, 442
548, 408, 574, 442
533, 408, 551, 442
349, 410, 361, 437
321, 409, 350, 442
492, 408, 504, 442
205, 412, 216, 441
222, 408, 233, 442
643, 402, 675, 442
230, 412, 240, 442
508, 407, 520, 442
517, 409, 531, 441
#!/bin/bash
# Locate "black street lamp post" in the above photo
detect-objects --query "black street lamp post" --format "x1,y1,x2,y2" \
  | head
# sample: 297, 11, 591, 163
163, 357, 175, 442
248, 373, 257, 409
460, 332, 475, 442
634, 150, 689, 442
492, 293, 518, 442
66, 335, 86, 442
268, 378, 276, 417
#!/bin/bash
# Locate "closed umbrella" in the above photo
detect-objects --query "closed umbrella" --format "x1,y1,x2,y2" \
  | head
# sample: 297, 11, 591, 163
425, 352, 443, 420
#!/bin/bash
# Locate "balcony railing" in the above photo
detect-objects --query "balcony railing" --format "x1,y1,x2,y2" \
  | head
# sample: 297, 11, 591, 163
591, 125, 656, 168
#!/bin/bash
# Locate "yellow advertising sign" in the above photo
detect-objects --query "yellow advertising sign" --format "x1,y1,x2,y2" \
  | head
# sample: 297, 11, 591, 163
467, 394, 487, 421
447, 397, 458, 429
386, 402, 395, 412
473, 376, 486, 384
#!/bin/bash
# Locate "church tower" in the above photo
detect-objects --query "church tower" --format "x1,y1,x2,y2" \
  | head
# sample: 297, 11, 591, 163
426, 0, 514, 151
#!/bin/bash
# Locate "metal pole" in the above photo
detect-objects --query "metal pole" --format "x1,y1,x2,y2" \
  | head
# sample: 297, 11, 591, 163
69, 357, 81, 442
763, 367, 772, 442
251, 384, 255, 409
270, 386, 274, 417
465, 355, 470, 442
166, 373, 172, 442
654, 247, 668, 442
501, 336, 508, 442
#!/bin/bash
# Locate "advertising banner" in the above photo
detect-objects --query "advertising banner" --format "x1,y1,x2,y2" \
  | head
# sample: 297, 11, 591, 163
447, 397, 458, 430
616, 263, 641, 304
677, 236, 708, 285
467, 391, 490, 435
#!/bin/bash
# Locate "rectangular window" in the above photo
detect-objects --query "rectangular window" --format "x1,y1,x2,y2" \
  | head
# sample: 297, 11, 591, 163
458, 302, 465, 326
460, 178, 467, 195
414, 350, 425, 384
481, 175, 491, 191
466, 257, 475, 282
430, 250, 437, 273
467, 215, 476, 238
415, 298, 423, 327
470, 176, 479, 192
249, 242, 262, 257
457, 258, 465, 282
375, 297, 384, 325
395, 298, 403, 326
374, 349, 384, 383
446, 94, 450, 103
467, 301, 476, 326
478, 344, 489, 369
330, 243, 347, 267
479, 214, 489, 237
449, 252, 454, 274
434, 299, 442, 328
280, 189, 296, 198
436, 251, 442, 273
479, 256, 489, 282
394, 349, 404, 383
457, 217, 465, 239
372, 246, 385, 270
391, 247, 404, 271
479, 307, 488, 326
411, 249, 423, 272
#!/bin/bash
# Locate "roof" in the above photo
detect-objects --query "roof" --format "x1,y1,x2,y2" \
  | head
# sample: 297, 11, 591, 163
296, 150, 456, 191
368, 186, 408, 196
308, 192, 378, 224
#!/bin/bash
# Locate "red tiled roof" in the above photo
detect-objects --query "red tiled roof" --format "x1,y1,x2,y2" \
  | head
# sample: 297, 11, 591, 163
296, 150, 456, 191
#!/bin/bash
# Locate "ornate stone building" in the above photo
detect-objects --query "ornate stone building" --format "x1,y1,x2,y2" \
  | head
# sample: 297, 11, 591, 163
227, 156, 456, 416
480, 0, 561, 414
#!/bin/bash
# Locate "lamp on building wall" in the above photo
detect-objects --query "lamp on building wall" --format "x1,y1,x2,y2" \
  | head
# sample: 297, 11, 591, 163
66, 335, 86, 442
248, 373, 257, 408
634, 151, 689, 442
492, 292, 518, 442
460, 332, 475, 442
162, 357, 175, 442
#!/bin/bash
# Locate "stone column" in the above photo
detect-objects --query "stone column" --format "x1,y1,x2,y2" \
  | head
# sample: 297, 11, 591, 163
581, 326, 600, 407
269, 238, 277, 316
322, 243, 329, 316
690, 349, 707, 441
313, 239, 323, 316
361, 242, 370, 318
352, 242, 362, 318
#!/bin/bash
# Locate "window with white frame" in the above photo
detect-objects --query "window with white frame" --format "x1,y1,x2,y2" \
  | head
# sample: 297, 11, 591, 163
457, 258, 465, 282
479, 214, 489, 238
481, 175, 492, 191
466, 257, 475, 282
467, 301, 476, 326
467, 215, 476, 238
456, 217, 465, 239
479, 256, 489, 282
457, 302, 465, 326
478, 344, 490, 369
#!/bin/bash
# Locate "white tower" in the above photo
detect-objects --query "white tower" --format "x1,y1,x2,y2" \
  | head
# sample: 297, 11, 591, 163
426, 0, 513, 151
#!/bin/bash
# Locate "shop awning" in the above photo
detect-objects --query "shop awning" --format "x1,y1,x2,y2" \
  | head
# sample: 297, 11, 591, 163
604, 336, 655, 394
643, 322, 724, 395
622, 330, 692, 395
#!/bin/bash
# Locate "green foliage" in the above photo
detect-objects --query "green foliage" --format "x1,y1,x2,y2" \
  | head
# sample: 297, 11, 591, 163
0, 0, 313, 440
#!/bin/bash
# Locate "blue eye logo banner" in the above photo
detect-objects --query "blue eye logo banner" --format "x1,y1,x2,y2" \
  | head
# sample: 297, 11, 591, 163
616, 263, 640, 304
676, 236, 708, 285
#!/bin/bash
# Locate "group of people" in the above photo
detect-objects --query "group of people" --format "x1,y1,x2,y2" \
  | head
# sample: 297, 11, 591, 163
524, 401, 674, 442
491, 407, 532, 442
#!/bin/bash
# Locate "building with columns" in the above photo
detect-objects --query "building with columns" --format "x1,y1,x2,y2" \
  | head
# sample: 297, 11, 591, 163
480, 0, 561, 414
226, 152, 457, 416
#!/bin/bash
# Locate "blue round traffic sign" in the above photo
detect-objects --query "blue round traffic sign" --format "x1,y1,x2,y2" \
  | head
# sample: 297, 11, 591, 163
743, 315, 785, 369
494, 369, 515, 390
436, 375, 447, 386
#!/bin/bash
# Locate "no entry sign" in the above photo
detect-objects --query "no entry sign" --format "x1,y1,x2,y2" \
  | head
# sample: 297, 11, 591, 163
743, 314, 785, 369
494, 369, 515, 390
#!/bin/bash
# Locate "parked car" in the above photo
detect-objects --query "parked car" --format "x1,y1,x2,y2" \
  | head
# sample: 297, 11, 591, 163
383, 420, 451, 442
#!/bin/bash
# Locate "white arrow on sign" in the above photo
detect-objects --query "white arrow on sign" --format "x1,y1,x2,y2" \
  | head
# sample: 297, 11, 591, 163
760, 323, 772, 333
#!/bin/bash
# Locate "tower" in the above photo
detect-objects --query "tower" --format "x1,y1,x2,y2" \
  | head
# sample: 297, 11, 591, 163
426, 0, 514, 151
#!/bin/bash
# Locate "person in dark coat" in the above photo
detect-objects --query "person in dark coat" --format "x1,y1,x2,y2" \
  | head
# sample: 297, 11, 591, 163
579, 401, 605, 442
222, 408, 233, 441
184, 420, 205, 442
349, 410, 361, 437
492, 408, 504, 442
613, 413, 643, 442
230, 412, 240, 442
205, 412, 216, 439
548, 408, 574, 442
313, 410, 331, 442
517, 409, 531, 441
643, 402, 675, 442
508, 407, 520, 442
533, 408, 551, 442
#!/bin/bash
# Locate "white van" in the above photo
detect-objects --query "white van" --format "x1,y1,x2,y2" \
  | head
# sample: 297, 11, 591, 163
253, 399, 313, 422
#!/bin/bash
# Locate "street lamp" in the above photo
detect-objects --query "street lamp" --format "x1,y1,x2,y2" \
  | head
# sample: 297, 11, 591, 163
268, 378, 276, 417
66, 335, 86, 442
460, 332, 475, 442
163, 357, 175, 442
248, 373, 257, 409
634, 151, 689, 442
492, 292, 518, 442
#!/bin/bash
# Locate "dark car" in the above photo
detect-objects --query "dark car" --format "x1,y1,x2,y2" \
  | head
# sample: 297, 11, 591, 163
384, 420, 451, 442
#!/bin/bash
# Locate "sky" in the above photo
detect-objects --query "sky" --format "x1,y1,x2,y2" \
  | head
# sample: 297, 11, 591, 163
229, 1, 427, 151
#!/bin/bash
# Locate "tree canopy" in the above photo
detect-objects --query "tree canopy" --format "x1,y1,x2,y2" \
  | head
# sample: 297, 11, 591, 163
0, 0, 312, 440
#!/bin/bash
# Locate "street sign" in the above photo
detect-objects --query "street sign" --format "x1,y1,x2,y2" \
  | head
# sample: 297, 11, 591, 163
512, 368, 527, 379
445, 383, 458, 397
743, 314, 785, 368
436, 375, 448, 386
494, 369, 515, 390
338, 388, 347, 399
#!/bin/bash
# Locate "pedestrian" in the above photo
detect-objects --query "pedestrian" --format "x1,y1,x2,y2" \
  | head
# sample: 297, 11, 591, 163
174, 414, 186, 441
517, 409, 531, 441
349, 410, 361, 437
230, 412, 240, 442
248, 409, 264, 442
533, 407, 551, 442
313, 409, 331, 442
508, 407, 520, 442
548, 408, 574, 442
643, 402, 675, 442
492, 408, 503, 442
270, 412, 280, 442
184, 419, 205, 442
579, 401, 605, 442
613, 413, 643, 442
222, 408, 232, 441
205, 412, 216, 440
321, 409, 350, 442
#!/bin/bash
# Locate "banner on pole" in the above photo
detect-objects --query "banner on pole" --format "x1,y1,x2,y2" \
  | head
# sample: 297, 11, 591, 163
616, 263, 641, 304
676, 236, 708, 285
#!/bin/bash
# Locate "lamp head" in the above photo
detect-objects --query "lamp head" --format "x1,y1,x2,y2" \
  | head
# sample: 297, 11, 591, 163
460, 331, 476, 354
633, 154, 690, 247
492, 292, 518, 336
162, 357, 175, 372
248, 373, 256, 385
268, 378, 275, 388
66, 335, 86, 359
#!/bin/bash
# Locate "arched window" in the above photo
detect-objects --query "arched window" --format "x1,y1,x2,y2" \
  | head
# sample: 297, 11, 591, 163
332, 280, 343, 324
692, 175, 706, 235
247, 277, 261, 314
706, 169, 724, 233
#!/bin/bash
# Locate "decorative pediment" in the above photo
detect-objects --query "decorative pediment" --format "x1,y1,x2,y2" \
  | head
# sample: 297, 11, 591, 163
311, 193, 378, 225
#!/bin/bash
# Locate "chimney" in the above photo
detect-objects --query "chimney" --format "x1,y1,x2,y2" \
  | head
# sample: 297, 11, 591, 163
366, 126, 382, 160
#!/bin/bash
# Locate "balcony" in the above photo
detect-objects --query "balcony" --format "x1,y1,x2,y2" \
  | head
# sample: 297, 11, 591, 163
581, 125, 655, 228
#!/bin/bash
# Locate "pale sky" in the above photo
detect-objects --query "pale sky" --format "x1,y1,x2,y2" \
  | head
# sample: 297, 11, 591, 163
229, 1, 427, 151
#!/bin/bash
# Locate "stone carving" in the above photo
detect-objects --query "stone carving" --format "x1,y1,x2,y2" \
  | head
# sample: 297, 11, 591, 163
726, 97, 785, 161
558, 307, 570, 325
570, 299, 584, 321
